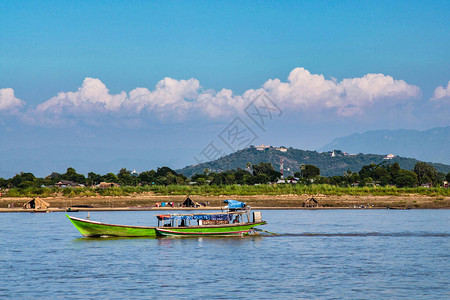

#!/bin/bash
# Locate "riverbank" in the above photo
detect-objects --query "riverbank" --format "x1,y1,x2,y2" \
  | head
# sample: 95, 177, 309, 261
0, 192, 448, 211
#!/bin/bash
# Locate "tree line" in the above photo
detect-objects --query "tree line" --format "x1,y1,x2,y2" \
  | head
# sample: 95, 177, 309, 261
0, 161, 449, 190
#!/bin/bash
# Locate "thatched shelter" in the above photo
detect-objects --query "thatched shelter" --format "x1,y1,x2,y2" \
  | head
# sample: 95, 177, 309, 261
23, 198, 50, 209
98, 182, 120, 189
182, 196, 196, 207
302, 197, 319, 208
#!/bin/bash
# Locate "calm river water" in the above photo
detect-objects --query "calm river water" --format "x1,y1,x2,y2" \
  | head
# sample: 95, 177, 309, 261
0, 209, 448, 299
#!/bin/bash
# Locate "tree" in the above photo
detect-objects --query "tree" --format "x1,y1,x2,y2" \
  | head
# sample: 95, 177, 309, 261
87, 172, 103, 186
196, 177, 207, 185
252, 162, 274, 176
156, 167, 177, 178
0, 177, 8, 188
48, 172, 62, 184
233, 169, 249, 184
395, 169, 417, 188
138, 170, 157, 185
436, 172, 446, 185
255, 174, 270, 184
62, 167, 86, 184
358, 177, 373, 187
252, 162, 281, 182
349, 172, 360, 185
10, 172, 37, 188
372, 167, 391, 186
359, 163, 377, 179
301, 165, 320, 179
165, 173, 178, 185
446, 172, 450, 182
117, 168, 136, 186
387, 162, 401, 178
103, 172, 119, 183
176, 175, 187, 185
414, 162, 438, 185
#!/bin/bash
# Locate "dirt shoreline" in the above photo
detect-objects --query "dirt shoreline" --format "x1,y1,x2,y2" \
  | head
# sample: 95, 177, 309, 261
1, 193, 449, 212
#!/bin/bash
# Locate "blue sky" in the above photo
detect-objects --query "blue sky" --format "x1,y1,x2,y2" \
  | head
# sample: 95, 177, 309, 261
0, 0, 449, 177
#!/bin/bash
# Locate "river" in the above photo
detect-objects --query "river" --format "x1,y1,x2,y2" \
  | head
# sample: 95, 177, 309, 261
0, 209, 448, 299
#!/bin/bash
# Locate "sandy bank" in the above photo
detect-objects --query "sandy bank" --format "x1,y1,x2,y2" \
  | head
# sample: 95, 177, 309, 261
0, 193, 448, 212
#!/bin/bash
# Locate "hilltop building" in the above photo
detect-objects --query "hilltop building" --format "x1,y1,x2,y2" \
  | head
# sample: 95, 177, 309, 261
255, 144, 288, 152
256, 144, 271, 151
384, 154, 395, 160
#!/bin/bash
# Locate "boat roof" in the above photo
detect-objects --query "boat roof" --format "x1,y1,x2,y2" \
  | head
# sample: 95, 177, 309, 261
156, 211, 245, 220
223, 199, 246, 209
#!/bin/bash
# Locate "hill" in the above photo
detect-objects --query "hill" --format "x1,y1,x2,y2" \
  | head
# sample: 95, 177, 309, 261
177, 147, 450, 177
319, 126, 450, 165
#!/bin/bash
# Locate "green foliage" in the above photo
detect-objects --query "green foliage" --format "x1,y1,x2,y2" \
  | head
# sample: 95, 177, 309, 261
156, 167, 177, 177
2, 161, 448, 198
301, 164, 320, 179
9, 172, 37, 188
62, 167, 86, 184
138, 170, 156, 185
414, 162, 438, 185
117, 168, 137, 186
0, 177, 8, 188
103, 172, 119, 183
252, 162, 282, 182
87, 172, 103, 186
395, 169, 417, 188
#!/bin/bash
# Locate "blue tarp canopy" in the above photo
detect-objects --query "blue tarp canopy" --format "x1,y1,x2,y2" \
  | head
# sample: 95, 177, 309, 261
193, 214, 230, 221
223, 199, 246, 210
157, 214, 231, 221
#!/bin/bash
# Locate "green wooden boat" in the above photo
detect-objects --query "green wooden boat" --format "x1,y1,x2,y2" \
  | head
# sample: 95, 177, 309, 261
67, 200, 266, 237
67, 215, 158, 237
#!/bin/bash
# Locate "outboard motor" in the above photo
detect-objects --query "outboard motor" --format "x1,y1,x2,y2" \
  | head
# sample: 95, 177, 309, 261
253, 211, 262, 223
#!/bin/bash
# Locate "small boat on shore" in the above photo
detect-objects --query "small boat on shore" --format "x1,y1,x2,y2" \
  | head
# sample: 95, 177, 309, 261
67, 200, 266, 237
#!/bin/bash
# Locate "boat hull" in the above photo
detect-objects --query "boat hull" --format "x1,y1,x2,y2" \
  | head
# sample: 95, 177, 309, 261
67, 215, 266, 238
67, 215, 158, 237
156, 222, 266, 236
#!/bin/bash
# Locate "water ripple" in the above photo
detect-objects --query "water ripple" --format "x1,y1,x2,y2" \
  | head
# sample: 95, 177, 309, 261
279, 232, 450, 237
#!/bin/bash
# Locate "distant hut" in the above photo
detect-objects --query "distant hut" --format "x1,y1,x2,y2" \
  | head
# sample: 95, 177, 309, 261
98, 182, 120, 189
302, 197, 319, 208
182, 196, 196, 207
23, 198, 50, 209
55, 180, 82, 188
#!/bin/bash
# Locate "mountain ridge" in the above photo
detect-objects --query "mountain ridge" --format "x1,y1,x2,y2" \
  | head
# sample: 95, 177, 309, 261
177, 146, 450, 177
319, 126, 450, 165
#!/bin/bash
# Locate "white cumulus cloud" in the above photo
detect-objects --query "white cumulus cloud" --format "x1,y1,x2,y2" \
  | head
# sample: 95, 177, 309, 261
263, 67, 421, 116
26, 67, 422, 125
430, 81, 450, 102
0, 88, 25, 112
36, 78, 127, 114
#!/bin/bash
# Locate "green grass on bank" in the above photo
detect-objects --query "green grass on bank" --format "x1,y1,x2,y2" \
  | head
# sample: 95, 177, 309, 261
2, 184, 449, 198
149, 184, 450, 196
